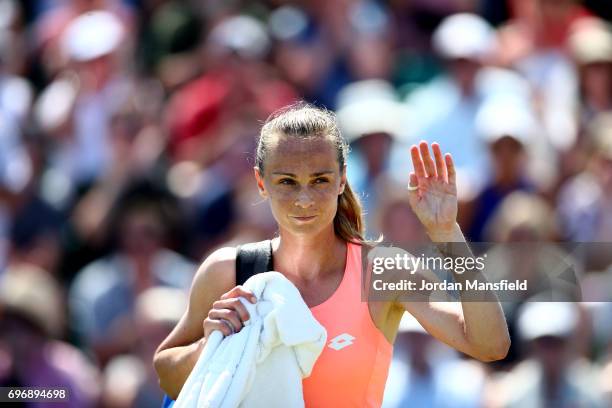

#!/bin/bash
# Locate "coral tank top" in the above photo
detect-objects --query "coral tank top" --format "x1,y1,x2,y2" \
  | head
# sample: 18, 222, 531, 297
302, 242, 393, 407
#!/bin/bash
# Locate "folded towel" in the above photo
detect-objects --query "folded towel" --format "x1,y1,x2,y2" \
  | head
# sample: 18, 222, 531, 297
175, 272, 327, 408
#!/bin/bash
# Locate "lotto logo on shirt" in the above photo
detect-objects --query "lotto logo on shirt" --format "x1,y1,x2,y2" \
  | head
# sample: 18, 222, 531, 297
328, 333, 356, 350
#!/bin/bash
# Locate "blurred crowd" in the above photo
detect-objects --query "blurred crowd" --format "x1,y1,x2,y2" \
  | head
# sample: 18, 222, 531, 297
0, 0, 612, 406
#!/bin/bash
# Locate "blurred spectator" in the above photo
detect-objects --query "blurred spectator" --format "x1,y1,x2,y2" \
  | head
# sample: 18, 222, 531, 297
165, 14, 297, 164
490, 301, 604, 407
1, 125, 62, 277
498, 0, 592, 60
390, 0, 469, 52
0, 32, 33, 124
101, 287, 187, 408
463, 94, 539, 241
345, 2, 394, 82
558, 17, 612, 181
137, 0, 203, 79
33, 0, 133, 80
568, 18, 612, 126
403, 13, 499, 200
133, 286, 188, 407
0, 0, 30, 77
485, 192, 557, 242
7, 192, 63, 277
270, 5, 346, 109
66, 82, 167, 253
383, 312, 486, 408
69, 198, 195, 365
497, 0, 594, 152
0, 111, 31, 269
0, 265, 101, 407
388, 0, 473, 95
35, 10, 133, 190
0, 15, 35, 269
166, 130, 273, 256
484, 193, 580, 301
483, 193, 580, 362
557, 112, 612, 241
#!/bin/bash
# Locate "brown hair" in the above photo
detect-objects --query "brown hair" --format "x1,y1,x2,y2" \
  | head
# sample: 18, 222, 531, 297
256, 102, 366, 244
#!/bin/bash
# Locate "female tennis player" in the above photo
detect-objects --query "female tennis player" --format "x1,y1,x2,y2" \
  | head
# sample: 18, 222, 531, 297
154, 103, 510, 406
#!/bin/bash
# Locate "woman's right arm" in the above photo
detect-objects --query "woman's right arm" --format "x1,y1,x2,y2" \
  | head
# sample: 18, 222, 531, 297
153, 246, 254, 400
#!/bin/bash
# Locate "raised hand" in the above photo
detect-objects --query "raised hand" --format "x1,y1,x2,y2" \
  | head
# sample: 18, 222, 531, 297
407, 141, 458, 236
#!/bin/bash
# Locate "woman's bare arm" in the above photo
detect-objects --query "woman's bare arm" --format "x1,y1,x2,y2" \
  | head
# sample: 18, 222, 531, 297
399, 142, 510, 361
153, 247, 237, 399
399, 225, 510, 361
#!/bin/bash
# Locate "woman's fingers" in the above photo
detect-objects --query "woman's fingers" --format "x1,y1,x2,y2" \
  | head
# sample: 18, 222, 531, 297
203, 285, 258, 338
410, 145, 426, 179
408, 172, 418, 190
412, 142, 453, 185
208, 308, 243, 333
419, 141, 437, 178
432, 143, 447, 182
204, 317, 234, 337
445, 153, 456, 186
212, 298, 251, 323
220, 285, 257, 303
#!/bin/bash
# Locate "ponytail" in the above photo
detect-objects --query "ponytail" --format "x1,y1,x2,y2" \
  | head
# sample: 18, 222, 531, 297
334, 182, 366, 244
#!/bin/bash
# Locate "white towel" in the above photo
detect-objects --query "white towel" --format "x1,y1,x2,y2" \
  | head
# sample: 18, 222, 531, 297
175, 272, 327, 408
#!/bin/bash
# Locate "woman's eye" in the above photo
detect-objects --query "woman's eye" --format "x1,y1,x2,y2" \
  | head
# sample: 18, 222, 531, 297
313, 178, 329, 184
279, 178, 296, 185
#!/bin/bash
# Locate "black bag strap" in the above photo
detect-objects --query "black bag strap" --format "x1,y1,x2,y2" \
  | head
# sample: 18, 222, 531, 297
235, 239, 274, 286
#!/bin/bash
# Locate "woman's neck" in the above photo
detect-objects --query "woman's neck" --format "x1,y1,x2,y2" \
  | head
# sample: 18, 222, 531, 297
272, 226, 346, 282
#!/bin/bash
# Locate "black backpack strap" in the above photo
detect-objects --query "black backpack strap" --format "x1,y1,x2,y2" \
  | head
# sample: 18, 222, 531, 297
235, 239, 274, 286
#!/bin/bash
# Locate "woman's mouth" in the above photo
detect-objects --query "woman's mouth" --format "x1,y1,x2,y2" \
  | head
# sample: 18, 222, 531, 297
291, 215, 317, 222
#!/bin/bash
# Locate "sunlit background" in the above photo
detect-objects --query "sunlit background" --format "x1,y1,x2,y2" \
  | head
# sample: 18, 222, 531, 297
0, 0, 611, 406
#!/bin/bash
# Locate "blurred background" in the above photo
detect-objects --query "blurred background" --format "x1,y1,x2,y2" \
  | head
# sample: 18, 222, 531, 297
0, 0, 611, 406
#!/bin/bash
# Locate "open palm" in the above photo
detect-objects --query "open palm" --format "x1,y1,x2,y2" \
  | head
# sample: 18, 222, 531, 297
407, 141, 458, 234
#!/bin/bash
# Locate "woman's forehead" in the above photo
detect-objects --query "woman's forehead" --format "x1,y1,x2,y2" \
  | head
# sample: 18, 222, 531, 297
265, 135, 339, 171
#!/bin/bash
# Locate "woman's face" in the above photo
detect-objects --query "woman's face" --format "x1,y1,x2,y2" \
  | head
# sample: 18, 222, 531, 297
255, 134, 346, 236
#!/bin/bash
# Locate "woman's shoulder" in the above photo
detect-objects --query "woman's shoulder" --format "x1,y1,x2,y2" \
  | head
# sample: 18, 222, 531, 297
202, 246, 238, 268
194, 239, 272, 287
192, 246, 238, 293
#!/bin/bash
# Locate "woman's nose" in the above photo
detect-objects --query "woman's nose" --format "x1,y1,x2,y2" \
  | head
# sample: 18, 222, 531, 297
294, 188, 314, 208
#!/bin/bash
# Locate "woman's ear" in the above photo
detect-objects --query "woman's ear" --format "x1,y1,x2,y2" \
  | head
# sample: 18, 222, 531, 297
339, 165, 347, 195
254, 167, 267, 198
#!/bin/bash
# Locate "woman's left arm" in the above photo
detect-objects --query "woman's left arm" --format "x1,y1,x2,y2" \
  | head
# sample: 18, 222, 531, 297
399, 141, 510, 362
